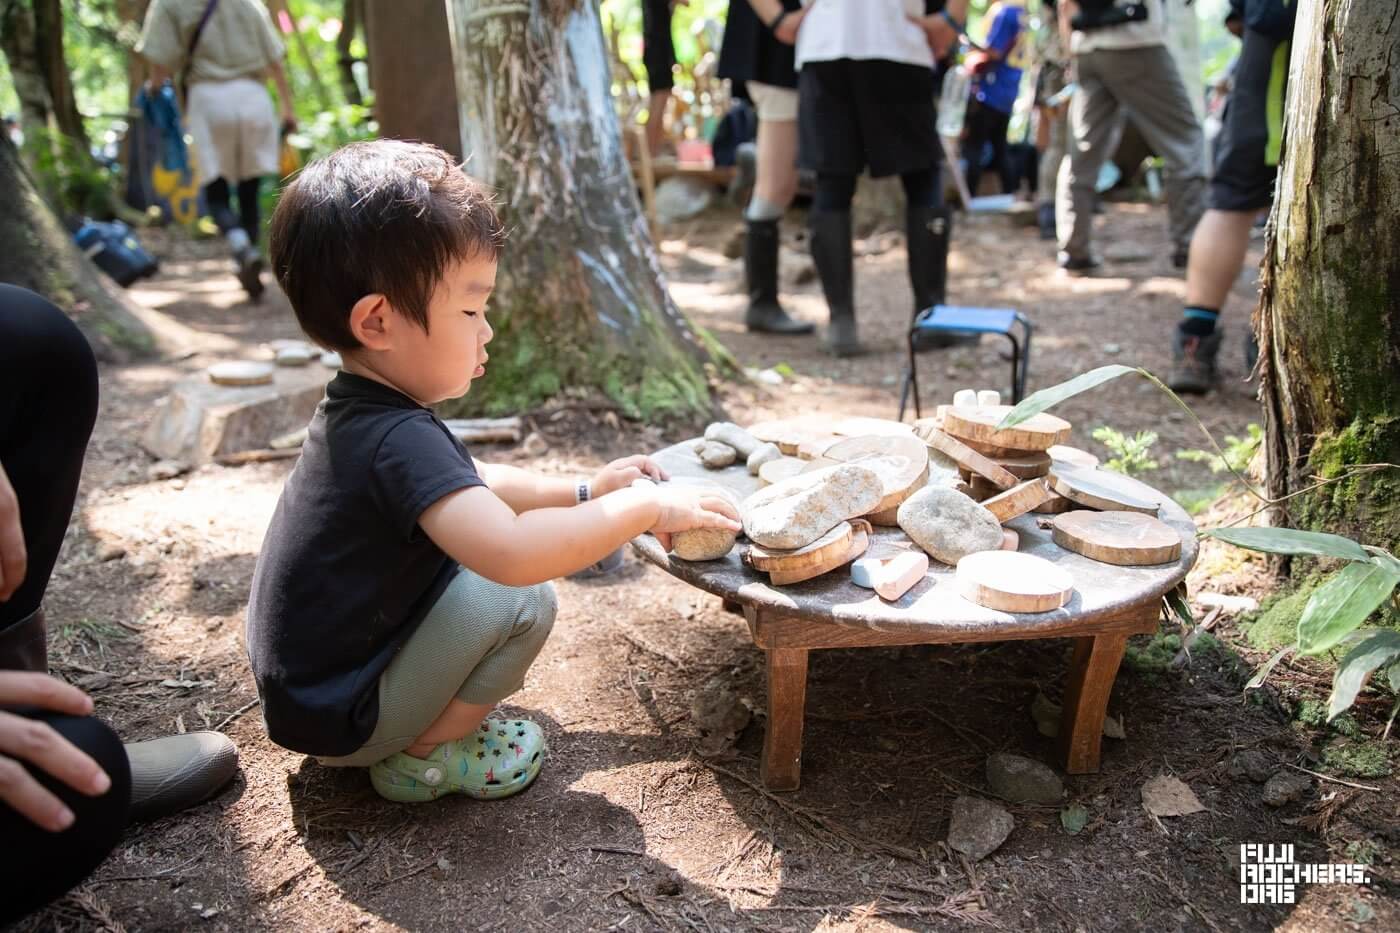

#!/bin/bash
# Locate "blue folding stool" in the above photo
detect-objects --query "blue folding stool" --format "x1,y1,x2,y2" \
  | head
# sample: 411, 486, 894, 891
899, 305, 1033, 421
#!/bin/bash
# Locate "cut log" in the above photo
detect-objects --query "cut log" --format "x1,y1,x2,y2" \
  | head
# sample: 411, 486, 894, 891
1047, 445, 1099, 469
956, 551, 1074, 613
767, 522, 870, 586
1048, 466, 1160, 515
747, 520, 856, 573
758, 456, 807, 486
917, 427, 1019, 490
1051, 511, 1182, 566
982, 478, 1053, 523
942, 405, 1072, 452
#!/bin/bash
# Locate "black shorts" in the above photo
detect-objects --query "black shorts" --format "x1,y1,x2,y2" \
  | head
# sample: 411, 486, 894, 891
1209, 29, 1287, 212
798, 58, 937, 178
642, 0, 676, 92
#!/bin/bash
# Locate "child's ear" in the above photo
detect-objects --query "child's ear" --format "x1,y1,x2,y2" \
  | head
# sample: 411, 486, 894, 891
349, 294, 392, 350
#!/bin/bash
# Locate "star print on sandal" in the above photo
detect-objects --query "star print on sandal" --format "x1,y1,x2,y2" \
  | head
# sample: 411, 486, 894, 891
370, 718, 546, 803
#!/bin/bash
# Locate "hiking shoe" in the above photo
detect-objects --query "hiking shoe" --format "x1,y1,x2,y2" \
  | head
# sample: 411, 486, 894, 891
370, 718, 546, 803
127, 731, 239, 822
1056, 251, 1102, 275
1168, 326, 1224, 395
236, 247, 265, 301
1037, 203, 1056, 240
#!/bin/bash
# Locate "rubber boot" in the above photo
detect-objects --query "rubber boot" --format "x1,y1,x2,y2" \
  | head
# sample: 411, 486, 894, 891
0, 606, 47, 672
907, 205, 976, 349
809, 210, 861, 357
127, 731, 240, 822
744, 219, 814, 335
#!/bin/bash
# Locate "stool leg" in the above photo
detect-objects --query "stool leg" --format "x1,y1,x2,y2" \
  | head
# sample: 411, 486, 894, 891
906, 334, 922, 420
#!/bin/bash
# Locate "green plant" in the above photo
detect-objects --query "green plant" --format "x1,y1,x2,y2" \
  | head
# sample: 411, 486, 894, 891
998, 365, 1400, 729
1091, 425, 1159, 476
1178, 423, 1263, 474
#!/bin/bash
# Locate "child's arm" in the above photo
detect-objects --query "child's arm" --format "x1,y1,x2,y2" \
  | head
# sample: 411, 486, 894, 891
475, 455, 669, 513
419, 482, 739, 587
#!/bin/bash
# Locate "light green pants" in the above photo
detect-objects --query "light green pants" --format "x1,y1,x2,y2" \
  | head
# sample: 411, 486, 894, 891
318, 567, 556, 768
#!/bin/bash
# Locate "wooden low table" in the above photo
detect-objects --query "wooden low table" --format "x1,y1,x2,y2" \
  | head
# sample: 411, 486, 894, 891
631, 438, 1198, 791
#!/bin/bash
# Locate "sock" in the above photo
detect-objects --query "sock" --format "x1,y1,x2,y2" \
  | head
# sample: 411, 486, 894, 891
1180, 306, 1219, 336
225, 227, 252, 256
744, 196, 785, 222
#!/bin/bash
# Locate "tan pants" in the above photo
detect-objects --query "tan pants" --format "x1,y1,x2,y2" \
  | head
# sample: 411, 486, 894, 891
317, 568, 556, 768
186, 77, 279, 185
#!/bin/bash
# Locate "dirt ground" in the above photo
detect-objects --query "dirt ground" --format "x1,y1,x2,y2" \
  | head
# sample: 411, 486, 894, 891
18, 200, 1398, 932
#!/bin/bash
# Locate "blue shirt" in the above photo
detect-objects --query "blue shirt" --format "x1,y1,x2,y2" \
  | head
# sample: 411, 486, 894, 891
973, 4, 1026, 114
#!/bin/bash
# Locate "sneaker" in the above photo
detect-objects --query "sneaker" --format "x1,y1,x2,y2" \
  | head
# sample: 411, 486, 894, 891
1168, 326, 1224, 395
127, 731, 239, 822
236, 247, 265, 301
370, 718, 546, 803
1056, 251, 1102, 275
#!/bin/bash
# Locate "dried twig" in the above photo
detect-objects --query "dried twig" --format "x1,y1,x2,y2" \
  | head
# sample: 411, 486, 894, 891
1286, 763, 1382, 791
576, 844, 646, 857
1136, 868, 1228, 933
371, 855, 441, 890
214, 697, 260, 732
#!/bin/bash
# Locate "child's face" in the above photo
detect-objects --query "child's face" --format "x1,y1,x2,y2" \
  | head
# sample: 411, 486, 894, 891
391, 254, 497, 405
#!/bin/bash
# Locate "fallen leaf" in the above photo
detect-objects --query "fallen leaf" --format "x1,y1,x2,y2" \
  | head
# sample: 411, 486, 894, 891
1141, 775, 1204, 817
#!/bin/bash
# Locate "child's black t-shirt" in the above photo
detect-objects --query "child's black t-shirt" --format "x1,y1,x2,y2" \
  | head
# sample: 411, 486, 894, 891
246, 372, 486, 756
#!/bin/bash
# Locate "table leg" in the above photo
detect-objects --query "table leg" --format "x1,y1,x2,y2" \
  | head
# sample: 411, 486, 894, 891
760, 647, 809, 792
1057, 632, 1129, 774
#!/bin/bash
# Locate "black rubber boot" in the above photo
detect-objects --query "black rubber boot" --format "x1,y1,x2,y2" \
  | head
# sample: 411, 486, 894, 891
907, 205, 976, 349
0, 606, 47, 672
809, 210, 861, 357
744, 219, 814, 335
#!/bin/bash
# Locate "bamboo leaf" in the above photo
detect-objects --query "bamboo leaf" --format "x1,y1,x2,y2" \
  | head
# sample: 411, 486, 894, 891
1389, 662, 1400, 694
1297, 563, 1400, 655
1203, 527, 1372, 562
1328, 631, 1400, 720
996, 365, 1138, 429
1164, 583, 1193, 628
1245, 645, 1293, 691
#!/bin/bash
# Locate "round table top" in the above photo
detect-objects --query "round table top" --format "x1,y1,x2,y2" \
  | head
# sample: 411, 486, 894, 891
630, 438, 1199, 639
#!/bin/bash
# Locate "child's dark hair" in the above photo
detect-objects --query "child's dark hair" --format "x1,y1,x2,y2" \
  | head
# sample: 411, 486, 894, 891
268, 140, 505, 350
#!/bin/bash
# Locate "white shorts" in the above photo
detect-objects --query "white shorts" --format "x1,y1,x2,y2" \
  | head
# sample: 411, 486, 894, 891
747, 81, 799, 123
186, 77, 279, 186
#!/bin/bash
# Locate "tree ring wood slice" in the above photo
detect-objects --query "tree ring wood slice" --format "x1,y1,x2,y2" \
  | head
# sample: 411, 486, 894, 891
1047, 445, 1099, 469
746, 520, 854, 573
830, 417, 915, 438
758, 456, 808, 486
943, 405, 1072, 452
1051, 511, 1182, 566
768, 523, 870, 586
821, 434, 930, 513
995, 451, 1053, 479
796, 433, 843, 460
1048, 466, 1160, 515
955, 551, 1075, 613
917, 427, 1019, 490
981, 478, 1053, 523
1032, 492, 1077, 514
958, 436, 1035, 458
208, 360, 275, 386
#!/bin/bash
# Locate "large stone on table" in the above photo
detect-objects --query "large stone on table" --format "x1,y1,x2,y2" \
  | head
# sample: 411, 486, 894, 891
742, 463, 883, 550
143, 364, 329, 464
896, 486, 1003, 566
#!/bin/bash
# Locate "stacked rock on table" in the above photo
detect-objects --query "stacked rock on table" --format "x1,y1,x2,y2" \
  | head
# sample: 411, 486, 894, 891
739, 462, 883, 585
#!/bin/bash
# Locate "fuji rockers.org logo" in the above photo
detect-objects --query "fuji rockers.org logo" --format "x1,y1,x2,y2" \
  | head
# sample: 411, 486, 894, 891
1239, 844, 1370, 904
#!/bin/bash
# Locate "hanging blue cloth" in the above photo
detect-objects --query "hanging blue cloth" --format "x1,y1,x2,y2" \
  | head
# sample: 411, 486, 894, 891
137, 82, 189, 173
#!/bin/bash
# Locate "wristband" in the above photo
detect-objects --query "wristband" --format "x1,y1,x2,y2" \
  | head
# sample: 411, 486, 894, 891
575, 479, 591, 504
767, 8, 790, 32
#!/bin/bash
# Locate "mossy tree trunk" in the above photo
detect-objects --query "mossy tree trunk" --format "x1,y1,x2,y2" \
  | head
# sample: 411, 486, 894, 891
1257, 0, 1400, 553
0, 136, 153, 361
442, 0, 718, 419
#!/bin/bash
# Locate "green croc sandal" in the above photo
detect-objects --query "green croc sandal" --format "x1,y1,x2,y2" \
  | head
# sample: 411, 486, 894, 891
370, 718, 546, 803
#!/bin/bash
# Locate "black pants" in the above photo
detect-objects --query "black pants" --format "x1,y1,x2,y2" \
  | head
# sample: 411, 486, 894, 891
0, 286, 128, 923
813, 166, 942, 212
963, 99, 1014, 197
204, 177, 262, 238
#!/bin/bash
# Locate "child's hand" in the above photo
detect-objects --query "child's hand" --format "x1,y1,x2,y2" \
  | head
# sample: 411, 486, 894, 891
591, 455, 669, 499
647, 486, 742, 552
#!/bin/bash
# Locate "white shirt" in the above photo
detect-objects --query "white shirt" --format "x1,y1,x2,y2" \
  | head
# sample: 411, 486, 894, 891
1071, 0, 1167, 54
796, 0, 935, 70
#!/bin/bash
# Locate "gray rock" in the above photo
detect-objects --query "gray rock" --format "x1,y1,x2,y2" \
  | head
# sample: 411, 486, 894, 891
522, 432, 549, 457
1228, 749, 1274, 784
986, 752, 1064, 805
699, 441, 738, 469
691, 681, 751, 736
742, 463, 883, 550
1261, 771, 1311, 807
671, 527, 738, 561
897, 486, 1003, 565
705, 422, 762, 459
147, 459, 190, 481
947, 796, 1014, 861
654, 175, 714, 223
746, 442, 783, 475
96, 542, 126, 562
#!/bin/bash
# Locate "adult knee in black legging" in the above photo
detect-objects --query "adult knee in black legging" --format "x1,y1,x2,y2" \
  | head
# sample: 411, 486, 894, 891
236, 177, 262, 240
813, 173, 858, 212
900, 168, 938, 210
0, 286, 98, 629
0, 712, 131, 924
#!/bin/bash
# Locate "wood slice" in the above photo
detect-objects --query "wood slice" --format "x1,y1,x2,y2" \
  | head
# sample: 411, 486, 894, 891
918, 427, 1019, 490
821, 434, 930, 514
995, 451, 1052, 479
1051, 511, 1182, 566
768, 522, 870, 585
797, 434, 843, 460
968, 475, 1000, 501
943, 406, 1072, 452
758, 456, 807, 486
959, 436, 1036, 458
1032, 492, 1077, 514
830, 417, 915, 438
1047, 445, 1099, 469
982, 478, 1053, 523
867, 505, 901, 526
955, 551, 1075, 613
1048, 466, 1160, 515
748, 419, 830, 456
747, 520, 853, 573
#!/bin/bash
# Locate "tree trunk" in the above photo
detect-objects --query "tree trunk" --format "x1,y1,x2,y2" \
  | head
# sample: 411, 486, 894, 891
442, 0, 718, 418
33, 0, 89, 150
364, 0, 461, 158
0, 136, 153, 361
336, 0, 364, 107
1257, 0, 1400, 553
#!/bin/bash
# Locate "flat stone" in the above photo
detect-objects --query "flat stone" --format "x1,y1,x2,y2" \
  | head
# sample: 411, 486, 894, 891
207, 360, 274, 386
746, 442, 783, 475
947, 796, 1014, 861
742, 463, 883, 550
1261, 771, 1311, 807
147, 459, 189, 481
320, 350, 342, 368
705, 422, 762, 459
275, 345, 315, 366
897, 486, 1003, 566
986, 752, 1064, 805
1228, 749, 1274, 784
699, 441, 738, 469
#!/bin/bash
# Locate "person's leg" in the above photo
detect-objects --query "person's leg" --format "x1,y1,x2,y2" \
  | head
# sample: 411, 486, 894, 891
1184, 209, 1256, 314
641, 0, 676, 156
1038, 108, 1066, 239
962, 99, 991, 199
810, 172, 859, 356
742, 83, 811, 334
235, 176, 262, 244
1057, 52, 1120, 267
989, 108, 1014, 194
903, 168, 971, 349
0, 712, 131, 925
